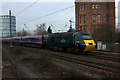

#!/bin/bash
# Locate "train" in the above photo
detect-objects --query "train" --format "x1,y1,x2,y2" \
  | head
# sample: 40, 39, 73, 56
2, 31, 96, 53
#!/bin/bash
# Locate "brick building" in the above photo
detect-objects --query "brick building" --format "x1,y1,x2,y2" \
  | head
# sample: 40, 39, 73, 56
75, 0, 115, 36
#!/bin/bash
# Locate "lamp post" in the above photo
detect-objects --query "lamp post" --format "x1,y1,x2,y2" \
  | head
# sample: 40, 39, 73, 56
9, 10, 13, 48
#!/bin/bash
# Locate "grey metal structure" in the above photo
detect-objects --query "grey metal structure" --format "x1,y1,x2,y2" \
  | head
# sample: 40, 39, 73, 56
0, 15, 16, 38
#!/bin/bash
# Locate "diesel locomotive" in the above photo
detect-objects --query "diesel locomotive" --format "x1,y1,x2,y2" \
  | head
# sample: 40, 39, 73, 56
2, 31, 96, 53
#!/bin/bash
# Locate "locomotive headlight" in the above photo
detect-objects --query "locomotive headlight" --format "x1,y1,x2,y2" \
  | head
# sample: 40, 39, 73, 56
94, 43, 96, 45
84, 43, 88, 45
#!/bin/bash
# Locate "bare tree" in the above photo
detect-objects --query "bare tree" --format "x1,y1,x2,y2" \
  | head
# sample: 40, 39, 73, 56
67, 26, 74, 32
17, 29, 30, 36
16, 32, 21, 36
47, 26, 52, 33
34, 23, 47, 35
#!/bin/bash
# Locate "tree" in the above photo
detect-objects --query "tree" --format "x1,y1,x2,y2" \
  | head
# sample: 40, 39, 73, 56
16, 32, 21, 36
34, 23, 47, 35
67, 26, 74, 32
47, 26, 52, 33
16, 29, 29, 36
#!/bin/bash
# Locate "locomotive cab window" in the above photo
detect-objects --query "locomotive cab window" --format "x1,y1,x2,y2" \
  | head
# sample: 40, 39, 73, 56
81, 34, 92, 40
74, 35, 80, 45
75, 35, 80, 41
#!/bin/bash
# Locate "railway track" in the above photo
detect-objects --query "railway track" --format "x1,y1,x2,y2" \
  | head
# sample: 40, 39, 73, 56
2, 46, 39, 78
3, 43, 120, 63
17, 45, 120, 73
23, 45, 120, 63
9, 44, 119, 63
3, 44, 120, 72
94, 50, 120, 54
23, 47, 120, 69
91, 50, 120, 57
50, 54, 119, 73
2, 49, 23, 78
2, 44, 120, 79
87, 53, 120, 62
19, 47, 120, 77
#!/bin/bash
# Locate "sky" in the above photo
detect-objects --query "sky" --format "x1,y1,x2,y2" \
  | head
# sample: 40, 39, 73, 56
1, 0, 120, 33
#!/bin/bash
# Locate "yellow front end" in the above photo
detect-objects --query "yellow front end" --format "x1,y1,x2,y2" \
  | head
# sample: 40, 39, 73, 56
84, 40, 96, 52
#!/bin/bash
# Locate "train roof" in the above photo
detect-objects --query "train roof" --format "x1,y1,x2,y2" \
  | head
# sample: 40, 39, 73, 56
7, 31, 89, 39
10, 35, 42, 39
73, 31, 89, 35
12, 37, 21, 39
44, 31, 89, 36
22, 35, 42, 38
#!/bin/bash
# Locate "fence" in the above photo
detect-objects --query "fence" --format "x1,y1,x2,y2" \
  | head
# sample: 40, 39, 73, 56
97, 41, 120, 52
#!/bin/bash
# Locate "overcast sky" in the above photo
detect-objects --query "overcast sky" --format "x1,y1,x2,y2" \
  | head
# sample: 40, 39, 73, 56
1, 0, 120, 33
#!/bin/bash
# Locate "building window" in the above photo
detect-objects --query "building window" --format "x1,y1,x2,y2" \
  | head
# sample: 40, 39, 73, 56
80, 26, 82, 31
84, 4, 86, 9
98, 14, 101, 23
80, 15, 82, 24
93, 14, 96, 23
84, 25, 86, 31
106, 14, 109, 23
92, 4, 94, 9
82, 5, 84, 10
84, 15, 86, 23
96, 4, 98, 9
99, 3, 101, 9
80, 5, 81, 10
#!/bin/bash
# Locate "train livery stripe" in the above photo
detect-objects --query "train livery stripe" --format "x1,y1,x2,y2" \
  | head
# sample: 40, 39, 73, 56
40, 37, 42, 45
84, 40, 96, 52
21, 37, 22, 43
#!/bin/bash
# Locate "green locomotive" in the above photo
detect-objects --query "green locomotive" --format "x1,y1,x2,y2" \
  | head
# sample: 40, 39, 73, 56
43, 31, 96, 52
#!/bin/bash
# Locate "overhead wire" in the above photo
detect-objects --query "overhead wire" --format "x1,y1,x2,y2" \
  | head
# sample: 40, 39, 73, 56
16, 1, 120, 33
16, 0, 40, 16
46, 16, 74, 24
16, 15, 75, 32
19, 5, 74, 24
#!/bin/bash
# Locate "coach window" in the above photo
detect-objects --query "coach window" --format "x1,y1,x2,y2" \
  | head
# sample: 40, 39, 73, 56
33, 38, 39, 41
80, 5, 81, 10
93, 14, 96, 23
80, 15, 82, 24
92, 4, 94, 9
98, 14, 101, 23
